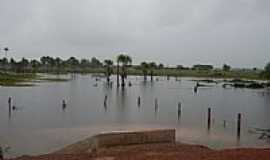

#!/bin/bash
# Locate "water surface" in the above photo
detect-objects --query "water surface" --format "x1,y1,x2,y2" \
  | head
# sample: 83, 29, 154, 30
0, 74, 270, 157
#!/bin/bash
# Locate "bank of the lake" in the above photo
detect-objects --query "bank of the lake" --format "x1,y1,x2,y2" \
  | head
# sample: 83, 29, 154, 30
0, 67, 269, 87
10, 142, 270, 160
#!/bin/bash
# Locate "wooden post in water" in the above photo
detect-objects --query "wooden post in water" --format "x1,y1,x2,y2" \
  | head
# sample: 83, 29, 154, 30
8, 97, 11, 106
207, 108, 211, 130
237, 113, 241, 139
8, 97, 12, 115
155, 98, 158, 111
137, 96, 141, 107
0, 146, 3, 160
178, 102, 181, 119
62, 100, 66, 110
104, 95, 108, 107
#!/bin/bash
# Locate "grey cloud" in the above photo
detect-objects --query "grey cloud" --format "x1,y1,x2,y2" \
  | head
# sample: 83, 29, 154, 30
0, 0, 269, 68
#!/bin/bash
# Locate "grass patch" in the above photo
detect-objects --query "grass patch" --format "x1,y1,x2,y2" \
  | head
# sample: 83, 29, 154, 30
0, 72, 38, 86
39, 77, 70, 82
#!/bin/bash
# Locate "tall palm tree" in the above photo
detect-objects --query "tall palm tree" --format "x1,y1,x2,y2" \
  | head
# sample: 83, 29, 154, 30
1, 57, 8, 73
30, 59, 40, 73
140, 62, 149, 81
149, 62, 157, 82
1, 47, 9, 73
20, 57, 29, 74
117, 54, 132, 88
116, 57, 120, 87
104, 59, 114, 84
4, 47, 9, 57
55, 57, 62, 74
40, 56, 49, 72
10, 58, 16, 72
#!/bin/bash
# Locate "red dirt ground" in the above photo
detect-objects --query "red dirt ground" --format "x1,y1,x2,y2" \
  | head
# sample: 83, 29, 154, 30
9, 143, 270, 160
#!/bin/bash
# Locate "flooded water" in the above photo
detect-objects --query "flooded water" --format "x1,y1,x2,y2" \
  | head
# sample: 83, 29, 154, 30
1, 74, 270, 157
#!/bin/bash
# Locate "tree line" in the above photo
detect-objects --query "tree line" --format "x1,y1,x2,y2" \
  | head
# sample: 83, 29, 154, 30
0, 55, 269, 83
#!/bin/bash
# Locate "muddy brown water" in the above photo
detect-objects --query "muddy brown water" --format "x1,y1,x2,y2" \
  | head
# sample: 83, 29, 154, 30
0, 74, 270, 157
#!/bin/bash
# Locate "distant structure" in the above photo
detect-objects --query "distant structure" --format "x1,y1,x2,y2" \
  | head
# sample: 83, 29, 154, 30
192, 64, 213, 70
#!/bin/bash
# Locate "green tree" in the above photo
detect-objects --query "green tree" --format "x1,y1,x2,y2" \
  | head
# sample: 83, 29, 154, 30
104, 59, 114, 84
4, 47, 9, 57
19, 57, 29, 73
90, 57, 102, 67
149, 62, 157, 82
223, 64, 231, 71
158, 63, 164, 69
10, 58, 16, 72
30, 59, 40, 73
264, 62, 270, 79
117, 54, 132, 88
140, 62, 149, 81
80, 59, 91, 68
40, 56, 51, 72
0, 57, 8, 73
55, 57, 62, 73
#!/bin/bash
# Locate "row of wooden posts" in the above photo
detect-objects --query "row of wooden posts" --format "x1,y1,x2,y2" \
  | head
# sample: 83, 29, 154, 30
8, 95, 242, 139
207, 108, 242, 139
7, 96, 242, 139
103, 95, 242, 139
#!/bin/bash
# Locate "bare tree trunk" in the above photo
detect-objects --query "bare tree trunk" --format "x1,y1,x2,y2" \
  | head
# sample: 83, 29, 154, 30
151, 70, 153, 82
121, 66, 125, 88
117, 62, 119, 87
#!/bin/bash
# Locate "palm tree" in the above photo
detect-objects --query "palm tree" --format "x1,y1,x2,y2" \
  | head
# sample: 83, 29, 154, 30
117, 59, 119, 87
40, 56, 49, 72
0, 57, 8, 73
4, 47, 9, 57
67, 57, 79, 73
19, 57, 29, 74
10, 58, 16, 72
149, 62, 157, 82
30, 59, 40, 73
55, 57, 62, 74
117, 54, 132, 88
140, 62, 149, 81
104, 59, 114, 84
0, 47, 9, 72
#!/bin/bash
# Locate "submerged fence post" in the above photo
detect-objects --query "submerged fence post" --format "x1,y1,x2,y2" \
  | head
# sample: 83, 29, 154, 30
207, 108, 211, 130
8, 97, 11, 106
155, 98, 158, 111
104, 95, 108, 107
8, 97, 12, 114
178, 102, 181, 119
137, 96, 141, 107
62, 100, 66, 110
237, 113, 241, 139
0, 146, 3, 160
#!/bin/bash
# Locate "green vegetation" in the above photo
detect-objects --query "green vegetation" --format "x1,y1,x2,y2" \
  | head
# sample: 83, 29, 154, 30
223, 64, 231, 71
38, 78, 70, 82
261, 62, 270, 79
116, 54, 132, 87
0, 55, 269, 87
0, 72, 37, 86
103, 59, 113, 84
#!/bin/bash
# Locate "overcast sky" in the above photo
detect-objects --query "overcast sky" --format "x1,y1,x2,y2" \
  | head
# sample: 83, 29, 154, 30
0, 0, 269, 68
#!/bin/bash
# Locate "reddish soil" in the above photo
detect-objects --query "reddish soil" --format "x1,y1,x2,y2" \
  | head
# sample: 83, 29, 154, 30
9, 143, 270, 160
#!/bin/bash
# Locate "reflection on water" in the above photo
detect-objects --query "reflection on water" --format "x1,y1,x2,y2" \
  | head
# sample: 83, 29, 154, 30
0, 74, 270, 157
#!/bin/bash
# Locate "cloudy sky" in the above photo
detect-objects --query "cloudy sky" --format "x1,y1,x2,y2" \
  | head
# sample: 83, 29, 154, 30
0, 0, 269, 68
